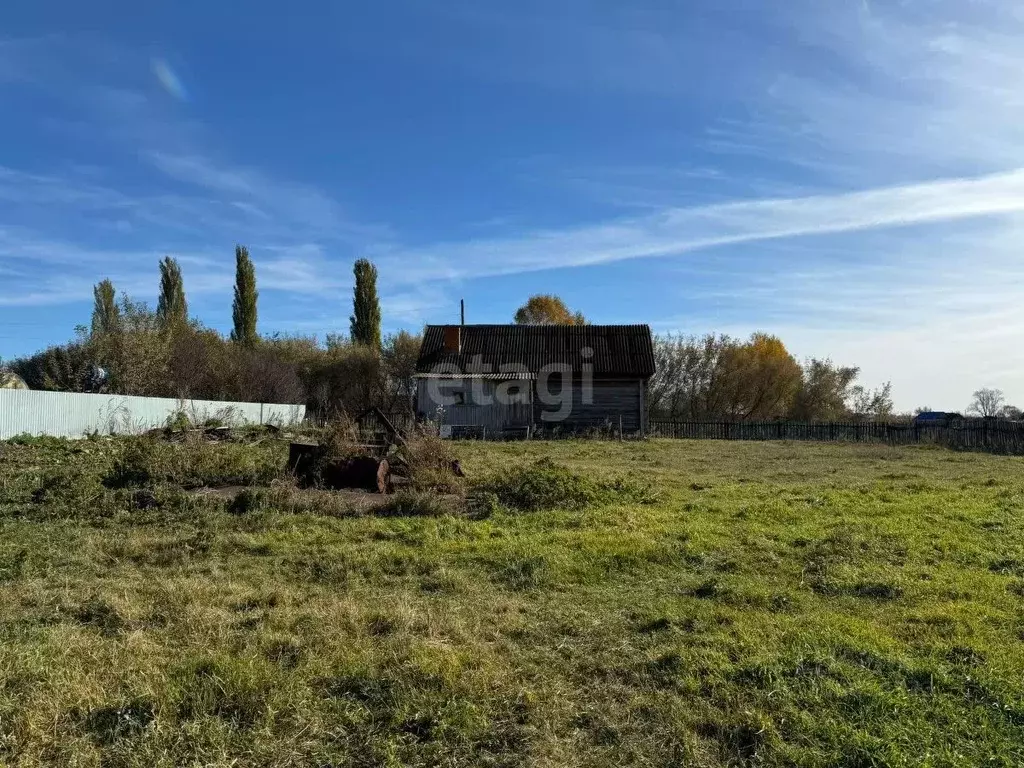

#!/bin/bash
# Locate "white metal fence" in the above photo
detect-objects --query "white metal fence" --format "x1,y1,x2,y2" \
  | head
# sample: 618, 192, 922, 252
0, 390, 305, 440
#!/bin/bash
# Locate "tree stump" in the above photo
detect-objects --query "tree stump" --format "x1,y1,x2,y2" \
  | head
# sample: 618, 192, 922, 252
376, 459, 390, 494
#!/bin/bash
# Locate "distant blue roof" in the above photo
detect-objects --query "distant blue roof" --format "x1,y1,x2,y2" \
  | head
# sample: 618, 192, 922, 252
914, 411, 957, 422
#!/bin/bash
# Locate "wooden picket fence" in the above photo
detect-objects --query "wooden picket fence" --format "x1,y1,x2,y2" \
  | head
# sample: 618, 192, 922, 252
647, 419, 1024, 454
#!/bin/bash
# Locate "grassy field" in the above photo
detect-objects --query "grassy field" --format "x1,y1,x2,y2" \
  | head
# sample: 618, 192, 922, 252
1, 435, 1023, 767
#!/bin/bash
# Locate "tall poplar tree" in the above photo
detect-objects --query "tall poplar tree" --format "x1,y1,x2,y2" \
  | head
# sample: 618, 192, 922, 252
349, 258, 382, 348
156, 256, 188, 328
231, 245, 259, 346
91, 279, 120, 336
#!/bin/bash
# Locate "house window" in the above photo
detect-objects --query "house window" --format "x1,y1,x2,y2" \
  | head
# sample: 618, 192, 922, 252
452, 391, 465, 405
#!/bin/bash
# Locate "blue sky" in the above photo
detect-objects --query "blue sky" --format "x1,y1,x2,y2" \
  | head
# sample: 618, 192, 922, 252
2, 0, 1024, 410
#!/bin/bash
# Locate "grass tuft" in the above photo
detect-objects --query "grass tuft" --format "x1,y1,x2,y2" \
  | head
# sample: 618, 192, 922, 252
79, 699, 156, 746
73, 597, 125, 636
376, 490, 458, 518
170, 657, 275, 729
228, 488, 269, 515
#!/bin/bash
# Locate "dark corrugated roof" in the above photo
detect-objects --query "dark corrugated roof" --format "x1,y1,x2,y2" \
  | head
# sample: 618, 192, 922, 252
416, 324, 655, 378
414, 372, 536, 380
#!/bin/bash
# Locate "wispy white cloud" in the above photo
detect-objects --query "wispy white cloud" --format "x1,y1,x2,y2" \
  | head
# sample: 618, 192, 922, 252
382, 167, 1024, 281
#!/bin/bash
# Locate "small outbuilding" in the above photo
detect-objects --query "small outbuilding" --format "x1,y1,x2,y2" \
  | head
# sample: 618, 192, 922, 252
414, 324, 655, 437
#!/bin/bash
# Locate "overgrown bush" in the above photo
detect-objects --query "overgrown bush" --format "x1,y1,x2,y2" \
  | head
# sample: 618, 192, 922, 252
318, 416, 361, 460
291, 417, 382, 490
481, 458, 602, 511
401, 429, 463, 493
479, 458, 659, 512
165, 410, 191, 432
105, 435, 282, 489
466, 490, 501, 519
228, 488, 270, 516
9, 341, 96, 391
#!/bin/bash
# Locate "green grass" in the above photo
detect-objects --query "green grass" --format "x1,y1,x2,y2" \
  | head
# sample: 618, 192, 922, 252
1, 436, 1023, 766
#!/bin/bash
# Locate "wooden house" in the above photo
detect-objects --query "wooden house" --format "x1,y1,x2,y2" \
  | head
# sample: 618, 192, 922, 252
414, 324, 655, 437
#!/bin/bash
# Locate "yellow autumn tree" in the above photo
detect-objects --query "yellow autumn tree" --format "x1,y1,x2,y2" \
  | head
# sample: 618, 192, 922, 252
513, 295, 587, 325
718, 333, 802, 420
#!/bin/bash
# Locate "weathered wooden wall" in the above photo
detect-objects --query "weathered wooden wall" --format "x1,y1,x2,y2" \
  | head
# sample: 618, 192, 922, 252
417, 376, 645, 435
416, 378, 533, 432
535, 378, 642, 432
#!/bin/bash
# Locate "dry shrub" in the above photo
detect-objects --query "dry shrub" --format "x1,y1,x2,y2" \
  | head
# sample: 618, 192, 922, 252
319, 415, 360, 458
166, 328, 226, 400
402, 428, 463, 494
264, 485, 367, 517
304, 343, 384, 421
8, 302, 419, 426
225, 343, 307, 404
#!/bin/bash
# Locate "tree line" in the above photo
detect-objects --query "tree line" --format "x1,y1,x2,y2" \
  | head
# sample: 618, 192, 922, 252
6, 256, 1015, 423
647, 333, 893, 422
7, 250, 419, 419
